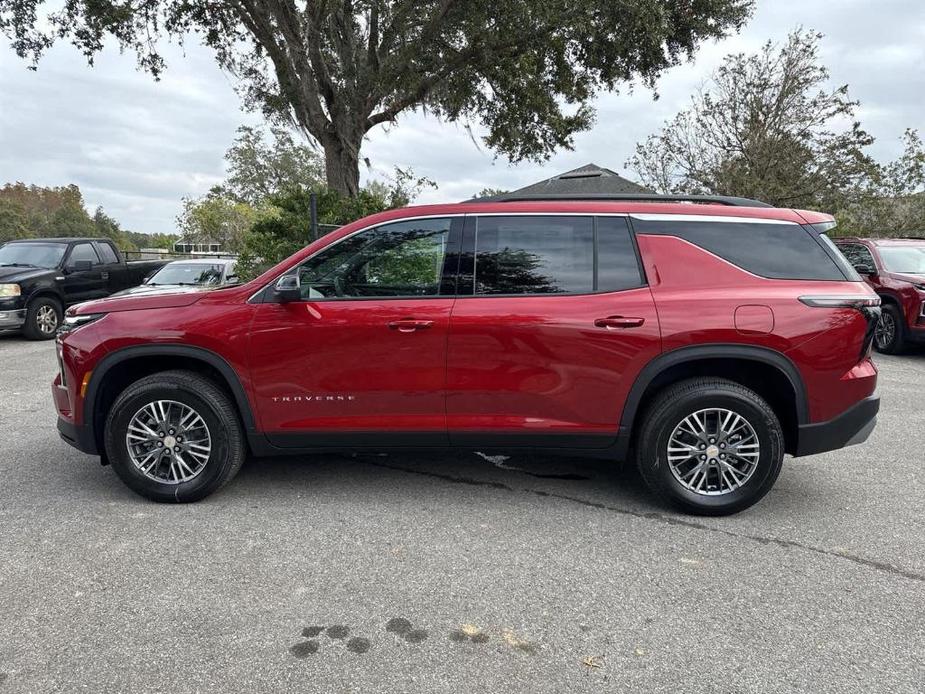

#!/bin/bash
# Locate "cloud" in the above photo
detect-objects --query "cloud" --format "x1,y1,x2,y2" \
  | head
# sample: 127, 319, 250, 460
1, 0, 924, 233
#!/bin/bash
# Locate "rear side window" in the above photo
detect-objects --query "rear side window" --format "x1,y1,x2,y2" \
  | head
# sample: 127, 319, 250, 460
96, 243, 119, 264
630, 218, 849, 280
472, 216, 643, 295
67, 243, 100, 267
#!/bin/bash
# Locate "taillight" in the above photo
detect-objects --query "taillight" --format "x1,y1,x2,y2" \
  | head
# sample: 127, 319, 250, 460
799, 295, 880, 360
798, 296, 881, 309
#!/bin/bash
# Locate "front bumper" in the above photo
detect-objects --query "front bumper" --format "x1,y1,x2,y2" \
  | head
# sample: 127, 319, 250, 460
57, 416, 99, 455
0, 308, 26, 329
795, 395, 879, 457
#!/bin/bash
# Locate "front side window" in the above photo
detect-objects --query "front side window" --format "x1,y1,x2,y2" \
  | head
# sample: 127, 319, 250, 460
878, 245, 925, 274
297, 218, 451, 299
837, 243, 876, 271
67, 243, 100, 268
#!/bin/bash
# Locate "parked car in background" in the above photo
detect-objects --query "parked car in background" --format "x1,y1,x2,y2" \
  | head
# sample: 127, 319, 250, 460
53, 195, 880, 515
111, 258, 238, 297
0, 238, 166, 339
834, 237, 925, 353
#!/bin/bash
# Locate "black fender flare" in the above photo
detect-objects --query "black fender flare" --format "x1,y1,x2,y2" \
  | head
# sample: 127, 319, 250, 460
83, 344, 258, 442
614, 344, 809, 458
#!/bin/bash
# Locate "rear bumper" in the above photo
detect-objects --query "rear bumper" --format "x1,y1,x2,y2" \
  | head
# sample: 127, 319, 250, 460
57, 416, 99, 455
795, 395, 879, 457
0, 308, 26, 329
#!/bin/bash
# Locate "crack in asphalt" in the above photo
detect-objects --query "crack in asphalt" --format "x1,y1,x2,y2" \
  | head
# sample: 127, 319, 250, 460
360, 460, 925, 585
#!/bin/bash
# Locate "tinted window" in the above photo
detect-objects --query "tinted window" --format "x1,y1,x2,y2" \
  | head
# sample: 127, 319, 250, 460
67, 243, 100, 267
96, 243, 119, 264
474, 216, 594, 294
597, 217, 644, 291
837, 243, 876, 270
297, 218, 450, 299
631, 218, 847, 280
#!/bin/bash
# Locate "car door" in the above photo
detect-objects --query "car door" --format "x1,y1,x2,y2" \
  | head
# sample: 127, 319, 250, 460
92, 241, 125, 292
249, 216, 462, 447
446, 214, 661, 448
61, 242, 105, 303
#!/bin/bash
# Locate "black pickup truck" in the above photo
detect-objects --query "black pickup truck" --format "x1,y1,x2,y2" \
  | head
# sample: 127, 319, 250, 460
0, 238, 167, 339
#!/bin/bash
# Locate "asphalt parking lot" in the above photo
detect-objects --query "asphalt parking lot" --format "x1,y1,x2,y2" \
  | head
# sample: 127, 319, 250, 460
0, 333, 922, 693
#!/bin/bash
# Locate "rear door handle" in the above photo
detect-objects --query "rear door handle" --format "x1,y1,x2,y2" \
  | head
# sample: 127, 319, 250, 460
387, 319, 434, 333
594, 316, 645, 330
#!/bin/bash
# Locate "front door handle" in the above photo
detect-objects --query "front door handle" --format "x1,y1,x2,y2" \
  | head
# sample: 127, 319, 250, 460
594, 316, 645, 330
387, 319, 434, 333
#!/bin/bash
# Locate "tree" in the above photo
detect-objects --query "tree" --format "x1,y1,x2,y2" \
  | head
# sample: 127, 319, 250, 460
0, 198, 28, 242
0, 183, 96, 237
176, 195, 260, 253
218, 125, 325, 206
835, 129, 925, 235
2, 0, 755, 196
628, 29, 878, 209
234, 185, 398, 279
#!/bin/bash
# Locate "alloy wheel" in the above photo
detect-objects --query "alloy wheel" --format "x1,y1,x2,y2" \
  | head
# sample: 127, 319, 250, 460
36, 305, 58, 334
666, 408, 760, 496
125, 400, 212, 484
875, 312, 895, 350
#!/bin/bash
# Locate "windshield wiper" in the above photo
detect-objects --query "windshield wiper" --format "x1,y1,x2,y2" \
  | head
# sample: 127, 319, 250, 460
0, 262, 41, 268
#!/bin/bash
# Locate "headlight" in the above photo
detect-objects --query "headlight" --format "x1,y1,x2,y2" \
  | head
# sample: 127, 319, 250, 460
58, 313, 106, 334
0, 284, 21, 297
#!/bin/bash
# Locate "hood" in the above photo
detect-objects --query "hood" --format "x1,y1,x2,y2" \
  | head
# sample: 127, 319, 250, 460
70, 286, 207, 316
886, 272, 925, 285
0, 265, 55, 283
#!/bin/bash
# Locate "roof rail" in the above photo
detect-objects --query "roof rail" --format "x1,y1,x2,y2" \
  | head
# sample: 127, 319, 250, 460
464, 193, 773, 208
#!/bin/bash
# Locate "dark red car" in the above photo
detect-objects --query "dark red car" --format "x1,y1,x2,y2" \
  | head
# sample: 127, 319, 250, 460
53, 195, 880, 515
834, 237, 925, 353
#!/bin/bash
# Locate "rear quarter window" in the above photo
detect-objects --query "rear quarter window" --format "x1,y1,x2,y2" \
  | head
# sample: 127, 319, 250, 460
630, 218, 849, 281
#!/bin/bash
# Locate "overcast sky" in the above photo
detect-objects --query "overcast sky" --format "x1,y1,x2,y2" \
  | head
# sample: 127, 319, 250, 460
1, 0, 923, 235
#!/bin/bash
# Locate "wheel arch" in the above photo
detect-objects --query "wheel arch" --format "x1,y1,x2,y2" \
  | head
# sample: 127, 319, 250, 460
619, 345, 808, 456
84, 345, 257, 454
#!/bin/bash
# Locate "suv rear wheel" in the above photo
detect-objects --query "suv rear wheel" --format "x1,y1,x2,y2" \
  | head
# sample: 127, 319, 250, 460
104, 370, 246, 502
874, 303, 905, 354
635, 378, 784, 515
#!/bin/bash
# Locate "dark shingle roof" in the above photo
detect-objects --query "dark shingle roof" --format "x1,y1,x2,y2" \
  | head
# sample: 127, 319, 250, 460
510, 163, 651, 197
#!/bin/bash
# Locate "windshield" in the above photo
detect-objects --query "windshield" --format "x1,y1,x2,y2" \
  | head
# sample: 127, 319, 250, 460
878, 246, 925, 274
148, 263, 227, 286
0, 243, 67, 269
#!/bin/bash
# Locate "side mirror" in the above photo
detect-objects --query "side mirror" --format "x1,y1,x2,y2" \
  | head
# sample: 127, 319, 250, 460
225, 274, 239, 285
68, 259, 94, 273
273, 274, 301, 302
854, 264, 875, 276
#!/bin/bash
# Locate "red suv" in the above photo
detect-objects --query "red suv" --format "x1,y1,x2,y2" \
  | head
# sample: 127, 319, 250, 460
53, 195, 880, 515
834, 238, 925, 353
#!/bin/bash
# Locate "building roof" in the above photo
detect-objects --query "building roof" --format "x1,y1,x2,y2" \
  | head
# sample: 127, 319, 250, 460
509, 163, 651, 197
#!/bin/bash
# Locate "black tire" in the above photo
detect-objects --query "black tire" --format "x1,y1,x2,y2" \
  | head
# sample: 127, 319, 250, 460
635, 378, 784, 516
22, 296, 62, 340
874, 303, 905, 354
104, 370, 246, 502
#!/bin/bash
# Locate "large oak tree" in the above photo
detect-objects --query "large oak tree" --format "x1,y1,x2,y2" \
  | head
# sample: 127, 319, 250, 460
2, 0, 754, 196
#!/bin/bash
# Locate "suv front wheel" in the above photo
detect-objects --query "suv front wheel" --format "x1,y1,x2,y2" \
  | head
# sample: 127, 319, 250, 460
104, 370, 246, 502
635, 378, 784, 515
